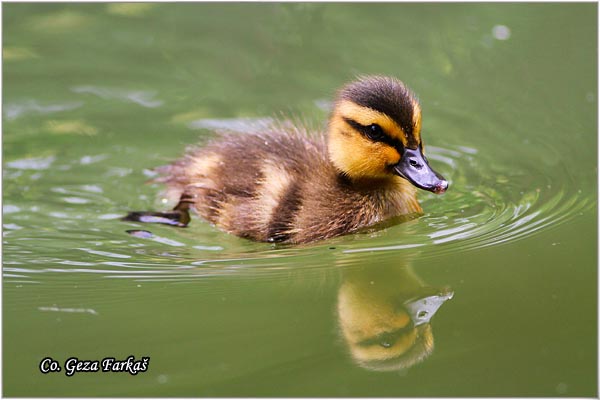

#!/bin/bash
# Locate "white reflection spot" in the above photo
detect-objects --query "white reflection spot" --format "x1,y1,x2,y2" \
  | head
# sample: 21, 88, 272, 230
6, 155, 55, 170
555, 382, 568, 395
4, 205, 21, 214
492, 25, 511, 40
39, 306, 98, 315
63, 196, 90, 204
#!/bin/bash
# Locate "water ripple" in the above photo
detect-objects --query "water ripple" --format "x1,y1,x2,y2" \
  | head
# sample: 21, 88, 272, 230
71, 85, 164, 108
343, 143, 593, 258
4, 100, 82, 120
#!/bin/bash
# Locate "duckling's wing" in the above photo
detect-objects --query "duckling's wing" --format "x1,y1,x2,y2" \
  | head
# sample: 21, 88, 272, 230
156, 128, 329, 242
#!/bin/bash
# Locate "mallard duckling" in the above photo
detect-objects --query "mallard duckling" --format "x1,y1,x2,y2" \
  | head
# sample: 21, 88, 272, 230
124, 76, 448, 244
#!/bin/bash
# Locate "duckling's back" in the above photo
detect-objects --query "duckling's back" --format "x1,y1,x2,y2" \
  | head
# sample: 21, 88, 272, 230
155, 128, 323, 242
155, 125, 422, 244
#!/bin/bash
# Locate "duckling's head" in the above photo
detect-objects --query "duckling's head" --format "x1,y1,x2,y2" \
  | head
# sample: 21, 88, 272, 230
328, 76, 448, 194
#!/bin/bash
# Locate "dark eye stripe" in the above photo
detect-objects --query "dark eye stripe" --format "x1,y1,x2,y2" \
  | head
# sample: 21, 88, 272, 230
355, 323, 415, 348
343, 117, 404, 151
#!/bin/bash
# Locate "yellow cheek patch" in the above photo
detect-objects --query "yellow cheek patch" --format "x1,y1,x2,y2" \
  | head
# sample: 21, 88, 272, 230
328, 127, 401, 179
336, 100, 408, 146
381, 144, 401, 165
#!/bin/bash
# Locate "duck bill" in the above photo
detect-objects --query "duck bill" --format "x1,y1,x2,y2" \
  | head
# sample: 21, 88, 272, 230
393, 148, 448, 194
404, 287, 454, 326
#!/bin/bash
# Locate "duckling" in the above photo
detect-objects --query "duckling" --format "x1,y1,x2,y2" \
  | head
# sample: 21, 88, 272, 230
124, 76, 448, 244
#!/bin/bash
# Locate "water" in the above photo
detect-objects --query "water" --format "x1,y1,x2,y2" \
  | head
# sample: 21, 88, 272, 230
3, 3, 597, 397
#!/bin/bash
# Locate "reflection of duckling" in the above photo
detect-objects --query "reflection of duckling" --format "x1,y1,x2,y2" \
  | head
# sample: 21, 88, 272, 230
125, 76, 448, 243
338, 264, 452, 371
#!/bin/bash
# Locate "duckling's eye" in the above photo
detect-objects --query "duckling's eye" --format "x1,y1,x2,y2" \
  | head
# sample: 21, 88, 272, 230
343, 118, 390, 144
367, 124, 385, 141
378, 333, 397, 348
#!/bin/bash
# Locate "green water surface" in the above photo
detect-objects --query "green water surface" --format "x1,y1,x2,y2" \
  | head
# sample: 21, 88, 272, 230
2, 3, 598, 397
